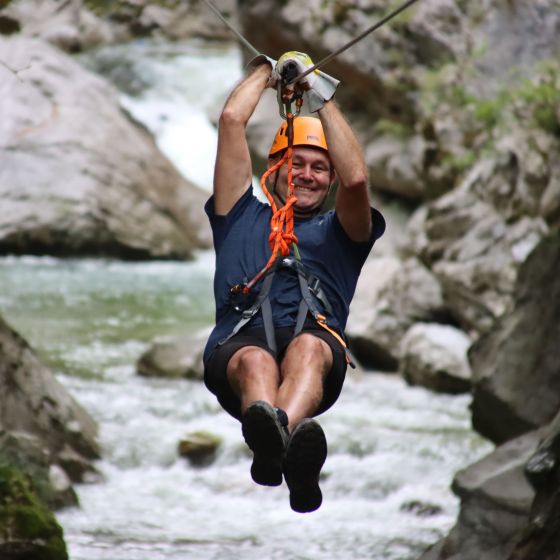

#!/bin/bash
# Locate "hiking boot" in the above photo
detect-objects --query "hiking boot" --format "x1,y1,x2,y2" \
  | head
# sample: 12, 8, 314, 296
283, 418, 327, 513
242, 400, 289, 487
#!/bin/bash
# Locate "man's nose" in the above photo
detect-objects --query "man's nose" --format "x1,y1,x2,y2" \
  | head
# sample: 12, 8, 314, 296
298, 165, 313, 180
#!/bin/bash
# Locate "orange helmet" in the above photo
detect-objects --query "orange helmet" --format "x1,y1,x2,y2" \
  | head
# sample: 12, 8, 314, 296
268, 116, 328, 157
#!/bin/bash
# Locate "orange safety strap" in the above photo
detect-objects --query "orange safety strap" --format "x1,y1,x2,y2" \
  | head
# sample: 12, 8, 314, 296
242, 113, 299, 294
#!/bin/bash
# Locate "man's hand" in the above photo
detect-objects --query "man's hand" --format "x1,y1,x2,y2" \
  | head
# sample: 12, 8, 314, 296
274, 51, 340, 112
246, 54, 278, 88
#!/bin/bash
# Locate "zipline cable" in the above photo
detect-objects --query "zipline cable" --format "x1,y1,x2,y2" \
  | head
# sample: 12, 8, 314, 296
201, 0, 420, 83
200, 0, 260, 56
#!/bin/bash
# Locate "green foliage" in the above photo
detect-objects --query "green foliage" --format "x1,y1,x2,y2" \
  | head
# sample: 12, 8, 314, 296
374, 118, 413, 139
0, 465, 68, 560
442, 150, 476, 173
332, 0, 351, 25
421, 59, 560, 137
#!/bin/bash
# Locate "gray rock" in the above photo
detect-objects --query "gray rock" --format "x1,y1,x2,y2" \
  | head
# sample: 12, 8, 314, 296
421, 430, 538, 560
136, 332, 207, 381
1, 0, 125, 51
178, 430, 222, 467
400, 322, 472, 394
416, 173, 547, 335
0, 314, 100, 511
346, 256, 449, 369
509, 409, 560, 560
0, 36, 211, 259
1, 0, 239, 50
469, 231, 560, 444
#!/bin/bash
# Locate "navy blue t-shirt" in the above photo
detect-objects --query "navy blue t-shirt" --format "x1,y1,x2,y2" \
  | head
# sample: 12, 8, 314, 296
203, 187, 385, 364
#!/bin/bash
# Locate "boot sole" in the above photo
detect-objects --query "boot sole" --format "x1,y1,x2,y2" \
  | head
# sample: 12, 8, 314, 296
242, 401, 286, 486
283, 419, 327, 513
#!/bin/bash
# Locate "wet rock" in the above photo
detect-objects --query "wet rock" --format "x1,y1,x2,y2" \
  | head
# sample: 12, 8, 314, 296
178, 430, 222, 467
136, 332, 207, 381
0, 35, 211, 259
346, 256, 449, 370
400, 322, 471, 394
400, 499, 443, 517
469, 231, 560, 444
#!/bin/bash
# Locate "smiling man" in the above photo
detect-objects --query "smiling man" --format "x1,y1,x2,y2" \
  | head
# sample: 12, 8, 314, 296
202, 55, 385, 513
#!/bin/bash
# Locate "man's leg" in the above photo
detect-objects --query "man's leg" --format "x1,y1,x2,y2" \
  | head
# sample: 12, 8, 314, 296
226, 345, 288, 486
226, 345, 280, 413
276, 333, 333, 513
276, 333, 333, 430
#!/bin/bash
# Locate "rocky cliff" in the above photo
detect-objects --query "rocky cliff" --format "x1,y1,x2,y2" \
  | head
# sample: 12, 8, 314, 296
1, 0, 559, 558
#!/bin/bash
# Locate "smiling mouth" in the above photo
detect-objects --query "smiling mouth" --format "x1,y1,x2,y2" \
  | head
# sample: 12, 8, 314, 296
294, 186, 313, 192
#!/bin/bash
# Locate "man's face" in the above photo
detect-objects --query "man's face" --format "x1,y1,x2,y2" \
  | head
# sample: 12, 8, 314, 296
268, 146, 333, 215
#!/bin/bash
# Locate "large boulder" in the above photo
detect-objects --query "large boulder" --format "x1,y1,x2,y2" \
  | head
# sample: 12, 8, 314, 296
469, 231, 560, 444
420, 430, 537, 560
399, 322, 472, 394
346, 256, 450, 370
0, 314, 100, 498
136, 331, 207, 381
0, 35, 211, 259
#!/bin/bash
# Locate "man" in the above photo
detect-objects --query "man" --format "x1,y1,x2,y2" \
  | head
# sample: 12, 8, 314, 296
203, 54, 385, 513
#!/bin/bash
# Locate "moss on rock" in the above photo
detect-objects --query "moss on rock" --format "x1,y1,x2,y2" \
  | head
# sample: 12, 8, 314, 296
0, 464, 68, 560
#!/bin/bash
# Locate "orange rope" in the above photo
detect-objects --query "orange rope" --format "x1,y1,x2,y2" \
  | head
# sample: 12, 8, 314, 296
241, 118, 300, 294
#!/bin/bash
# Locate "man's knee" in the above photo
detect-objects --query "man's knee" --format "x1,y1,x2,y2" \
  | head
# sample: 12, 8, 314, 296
287, 333, 332, 364
227, 346, 278, 383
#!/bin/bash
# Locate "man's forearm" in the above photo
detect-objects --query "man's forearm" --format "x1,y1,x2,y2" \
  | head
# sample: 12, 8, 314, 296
221, 62, 272, 126
317, 101, 368, 190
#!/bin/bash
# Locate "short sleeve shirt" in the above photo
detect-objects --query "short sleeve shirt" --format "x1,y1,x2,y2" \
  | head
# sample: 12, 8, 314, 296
203, 186, 385, 364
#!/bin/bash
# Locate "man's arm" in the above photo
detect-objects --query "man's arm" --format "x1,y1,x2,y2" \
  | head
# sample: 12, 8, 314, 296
213, 62, 272, 216
318, 101, 373, 242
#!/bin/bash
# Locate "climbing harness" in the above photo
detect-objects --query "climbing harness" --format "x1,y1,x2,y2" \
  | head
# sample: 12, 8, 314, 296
220, 255, 355, 367
221, 105, 356, 366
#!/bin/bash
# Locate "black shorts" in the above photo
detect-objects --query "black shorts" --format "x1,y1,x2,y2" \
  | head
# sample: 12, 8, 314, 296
204, 324, 348, 421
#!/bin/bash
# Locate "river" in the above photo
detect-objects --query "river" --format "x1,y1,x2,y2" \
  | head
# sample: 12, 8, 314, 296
0, 38, 492, 560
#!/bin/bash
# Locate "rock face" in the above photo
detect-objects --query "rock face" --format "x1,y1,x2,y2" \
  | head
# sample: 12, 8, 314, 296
510, 410, 560, 560
0, 315, 100, 504
1, 0, 239, 51
420, 430, 538, 560
419, 232, 560, 559
469, 232, 560, 444
0, 35, 211, 259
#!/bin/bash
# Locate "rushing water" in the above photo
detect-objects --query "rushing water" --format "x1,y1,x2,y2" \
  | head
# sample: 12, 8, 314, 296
1, 255, 490, 560
1, 38, 492, 559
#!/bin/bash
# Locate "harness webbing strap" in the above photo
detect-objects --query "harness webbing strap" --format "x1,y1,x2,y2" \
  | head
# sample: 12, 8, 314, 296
218, 271, 276, 346
220, 257, 356, 368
